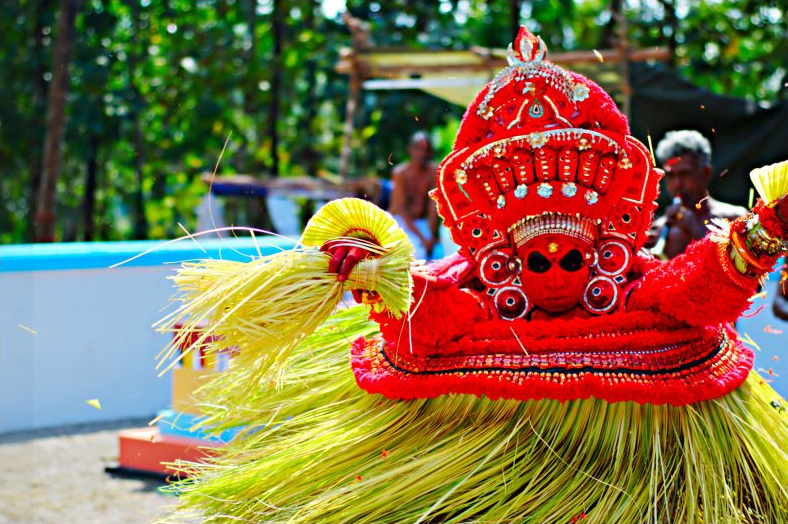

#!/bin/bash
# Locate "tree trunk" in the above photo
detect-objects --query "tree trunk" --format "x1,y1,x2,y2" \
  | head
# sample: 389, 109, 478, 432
663, 0, 677, 70
511, 0, 521, 40
303, 0, 319, 176
34, 0, 77, 242
268, 0, 283, 177
600, 0, 622, 49
28, 0, 53, 242
244, 0, 257, 114
83, 134, 99, 241
129, 1, 148, 239
243, 0, 258, 173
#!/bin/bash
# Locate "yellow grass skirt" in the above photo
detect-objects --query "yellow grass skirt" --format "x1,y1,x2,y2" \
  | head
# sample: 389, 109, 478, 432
161, 306, 788, 524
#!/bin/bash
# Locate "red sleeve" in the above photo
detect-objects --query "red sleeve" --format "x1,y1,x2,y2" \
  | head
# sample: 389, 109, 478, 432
625, 236, 761, 327
369, 259, 491, 357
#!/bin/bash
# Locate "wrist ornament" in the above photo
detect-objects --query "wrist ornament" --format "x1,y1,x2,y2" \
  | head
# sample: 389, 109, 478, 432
722, 212, 785, 278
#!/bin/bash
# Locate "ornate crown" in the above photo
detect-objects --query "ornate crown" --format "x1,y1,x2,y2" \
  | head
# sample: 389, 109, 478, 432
431, 26, 662, 317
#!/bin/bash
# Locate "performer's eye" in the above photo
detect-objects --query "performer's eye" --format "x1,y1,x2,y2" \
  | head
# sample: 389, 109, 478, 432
559, 249, 584, 272
526, 252, 551, 273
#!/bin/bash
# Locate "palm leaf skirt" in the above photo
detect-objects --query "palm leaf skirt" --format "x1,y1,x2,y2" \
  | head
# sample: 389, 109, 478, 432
161, 306, 788, 524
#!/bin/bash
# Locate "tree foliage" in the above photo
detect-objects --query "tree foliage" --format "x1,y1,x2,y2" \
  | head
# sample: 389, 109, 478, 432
1, 0, 785, 243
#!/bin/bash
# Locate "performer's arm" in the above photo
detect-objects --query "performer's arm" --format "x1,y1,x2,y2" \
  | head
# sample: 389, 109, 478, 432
322, 238, 489, 352
626, 198, 788, 326
369, 268, 491, 355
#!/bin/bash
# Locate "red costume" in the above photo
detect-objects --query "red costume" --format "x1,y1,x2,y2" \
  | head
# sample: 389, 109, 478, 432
351, 28, 785, 407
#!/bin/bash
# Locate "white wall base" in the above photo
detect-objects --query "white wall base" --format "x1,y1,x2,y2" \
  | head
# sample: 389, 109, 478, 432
1, 266, 175, 433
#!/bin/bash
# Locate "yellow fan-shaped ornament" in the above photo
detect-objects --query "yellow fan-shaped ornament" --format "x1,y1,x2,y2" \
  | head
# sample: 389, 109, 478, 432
750, 160, 788, 205
157, 198, 414, 386
302, 197, 411, 250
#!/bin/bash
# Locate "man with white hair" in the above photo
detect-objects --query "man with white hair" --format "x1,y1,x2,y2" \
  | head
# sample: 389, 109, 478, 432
649, 129, 747, 259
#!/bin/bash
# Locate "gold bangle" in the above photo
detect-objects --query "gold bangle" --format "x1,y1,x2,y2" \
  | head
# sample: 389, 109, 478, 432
743, 214, 786, 256
748, 224, 785, 256
730, 231, 773, 271
717, 241, 756, 287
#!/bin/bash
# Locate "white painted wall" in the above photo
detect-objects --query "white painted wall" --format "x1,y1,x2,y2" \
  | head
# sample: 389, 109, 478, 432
1, 265, 175, 433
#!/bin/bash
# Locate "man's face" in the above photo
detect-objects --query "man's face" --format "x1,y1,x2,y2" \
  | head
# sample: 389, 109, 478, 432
663, 154, 711, 206
408, 139, 432, 165
516, 235, 593, 314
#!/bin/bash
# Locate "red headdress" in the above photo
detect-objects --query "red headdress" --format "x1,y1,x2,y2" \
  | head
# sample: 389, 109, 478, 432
432, 27, 661, 318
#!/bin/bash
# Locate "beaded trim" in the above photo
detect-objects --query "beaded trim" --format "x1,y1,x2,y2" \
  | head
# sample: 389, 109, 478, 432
458, 129, 624, 172
510, 214, 597, 248
375, 332, 728, 377
351, 324, 751, 405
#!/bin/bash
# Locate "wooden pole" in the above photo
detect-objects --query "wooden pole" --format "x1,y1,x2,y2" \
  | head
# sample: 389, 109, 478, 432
338, 13, 371, 181
338, 66, 361, 181
336, 47, 670, 76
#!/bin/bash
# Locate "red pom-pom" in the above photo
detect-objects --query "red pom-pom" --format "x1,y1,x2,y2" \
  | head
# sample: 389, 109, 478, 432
754, 199, 788, 239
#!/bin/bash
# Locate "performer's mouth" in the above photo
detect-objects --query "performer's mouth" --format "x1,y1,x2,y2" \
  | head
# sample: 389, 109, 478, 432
540, 296, 575, 310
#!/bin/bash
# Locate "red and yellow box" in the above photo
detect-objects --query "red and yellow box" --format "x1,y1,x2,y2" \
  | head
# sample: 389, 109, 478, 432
117, 427, 219, 476
171, 367, 218, 415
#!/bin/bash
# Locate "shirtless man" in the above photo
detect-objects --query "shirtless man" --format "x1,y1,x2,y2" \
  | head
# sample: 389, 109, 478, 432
649, 130, 747, 259
389, 132, 440, 260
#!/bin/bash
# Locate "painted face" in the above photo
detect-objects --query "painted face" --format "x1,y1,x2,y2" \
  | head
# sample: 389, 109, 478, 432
517, 235, 593, 314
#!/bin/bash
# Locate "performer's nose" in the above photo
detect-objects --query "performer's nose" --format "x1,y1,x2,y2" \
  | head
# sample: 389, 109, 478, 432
546, 270, 562, 289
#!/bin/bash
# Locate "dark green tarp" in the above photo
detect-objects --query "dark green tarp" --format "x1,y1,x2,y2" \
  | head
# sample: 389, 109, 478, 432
629, 62, 788, 207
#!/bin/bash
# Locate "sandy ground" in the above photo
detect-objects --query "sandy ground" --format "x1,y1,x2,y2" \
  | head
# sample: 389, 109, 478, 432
0, 419, 176, 524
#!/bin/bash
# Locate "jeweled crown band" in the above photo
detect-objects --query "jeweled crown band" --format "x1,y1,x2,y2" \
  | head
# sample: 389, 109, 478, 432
510, 214, 598, 248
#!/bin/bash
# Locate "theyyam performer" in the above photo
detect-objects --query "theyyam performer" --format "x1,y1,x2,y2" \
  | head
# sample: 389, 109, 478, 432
159, 28, 788, 524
